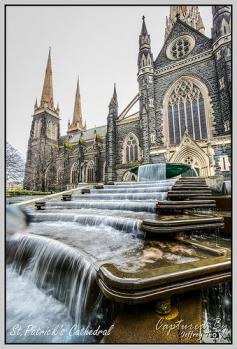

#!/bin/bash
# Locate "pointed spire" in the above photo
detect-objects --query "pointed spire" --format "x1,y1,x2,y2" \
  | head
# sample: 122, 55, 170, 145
67, 76, 86, 134
113, 83, 117, 99
109, 83, 118, 108
139, 16, 151, 49
141, 15, 148, 35
40, 47, 54, 109
72, 76, 83, 126
34, 98, 38, 109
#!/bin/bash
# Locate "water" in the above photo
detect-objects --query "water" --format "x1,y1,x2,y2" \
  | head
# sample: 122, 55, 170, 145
223, 180, 231, 195
202, 282, 232, 343
138, 163, 166, 182
6, 178, 231, 343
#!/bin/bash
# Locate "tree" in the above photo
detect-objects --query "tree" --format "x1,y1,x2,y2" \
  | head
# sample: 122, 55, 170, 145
6, 142, 25, 182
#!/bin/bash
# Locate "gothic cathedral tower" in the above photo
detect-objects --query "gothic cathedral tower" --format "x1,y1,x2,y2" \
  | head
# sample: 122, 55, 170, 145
212, 5, 231, 135
24, 49, 60, 191
105, 84, 118, 182
137, 16, 156, 164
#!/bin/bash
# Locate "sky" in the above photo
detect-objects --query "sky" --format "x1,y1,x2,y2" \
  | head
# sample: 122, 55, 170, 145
6, 5, 212, 158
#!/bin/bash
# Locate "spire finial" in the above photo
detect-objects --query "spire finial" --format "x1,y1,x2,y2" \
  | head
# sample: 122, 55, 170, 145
113, 83, 117, 98
141, 15, 148, 35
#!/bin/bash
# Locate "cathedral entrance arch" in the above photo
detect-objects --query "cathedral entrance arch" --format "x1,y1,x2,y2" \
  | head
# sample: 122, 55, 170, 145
122, 170, 137, 182
169, 131, 212, 177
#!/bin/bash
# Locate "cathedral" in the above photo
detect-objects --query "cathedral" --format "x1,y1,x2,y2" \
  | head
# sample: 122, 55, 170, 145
24, 5, 231, 191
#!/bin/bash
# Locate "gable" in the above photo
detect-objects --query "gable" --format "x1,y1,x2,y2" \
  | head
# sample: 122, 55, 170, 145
154, 19, 212, 70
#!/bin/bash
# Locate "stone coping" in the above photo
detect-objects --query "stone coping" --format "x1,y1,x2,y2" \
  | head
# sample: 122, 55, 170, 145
97, 238, 231, 304
13, 184, 92, 208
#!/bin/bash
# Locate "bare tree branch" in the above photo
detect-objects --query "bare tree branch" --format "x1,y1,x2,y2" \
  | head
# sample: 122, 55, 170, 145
6, 142, 25, 182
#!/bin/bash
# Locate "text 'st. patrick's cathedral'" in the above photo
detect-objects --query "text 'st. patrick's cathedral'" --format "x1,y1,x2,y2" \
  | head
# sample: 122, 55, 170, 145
24, 5, 231, 191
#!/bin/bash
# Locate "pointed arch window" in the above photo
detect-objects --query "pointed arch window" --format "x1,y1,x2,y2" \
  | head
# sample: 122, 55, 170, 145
34, 119, 42, 138
167, 80, 208, 144
71, 162, 79, 184
86, 161, 95, 183
57, 167, 64, 185
123, 134, 139, 163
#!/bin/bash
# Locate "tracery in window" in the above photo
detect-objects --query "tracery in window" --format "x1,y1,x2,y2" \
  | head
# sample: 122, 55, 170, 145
86, 161, 95, 182
57, 167, 64, 184
123, 134, 139, 163
71, 162, 79, 184
34, 120, 42, 138
166, 35, 195, 61
167, 80, 208, 144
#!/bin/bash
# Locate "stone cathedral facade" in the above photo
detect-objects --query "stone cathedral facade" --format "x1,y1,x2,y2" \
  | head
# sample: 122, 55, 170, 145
24, 5, 231, 191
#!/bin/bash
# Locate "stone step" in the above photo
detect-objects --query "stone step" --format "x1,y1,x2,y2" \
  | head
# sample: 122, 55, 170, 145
167, 193, 212, 200
177, 180, 206, 184
157, 200, 216, 206
156, 200, 216, 212
143, 216, 223, 227
172, 186, 209, 191
168, 190, 212, 195
141, 222, 224, 235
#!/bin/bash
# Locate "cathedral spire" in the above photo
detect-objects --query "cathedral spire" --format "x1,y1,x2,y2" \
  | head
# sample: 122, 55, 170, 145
67, 77, 86, 134
141, 15, 148, 35
72, 76, 83, 126
139, 15, 151, 49
109, 83, 118, 108
40, 47, 54, 109
165, 6, 205, 40
138, 16, 153, 75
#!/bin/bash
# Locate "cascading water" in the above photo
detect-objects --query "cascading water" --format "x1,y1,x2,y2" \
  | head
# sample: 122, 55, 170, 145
6, 175, 231, 343
138, 163, 166, 182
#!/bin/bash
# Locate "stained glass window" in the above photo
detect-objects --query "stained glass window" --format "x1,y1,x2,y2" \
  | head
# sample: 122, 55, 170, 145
167, 80, 208, 144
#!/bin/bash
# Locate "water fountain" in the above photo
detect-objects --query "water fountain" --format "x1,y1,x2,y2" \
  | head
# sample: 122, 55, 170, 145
6, 164, 231, 344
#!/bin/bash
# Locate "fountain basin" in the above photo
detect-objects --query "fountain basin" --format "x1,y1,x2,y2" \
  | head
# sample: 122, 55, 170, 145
97, 238, 231, 304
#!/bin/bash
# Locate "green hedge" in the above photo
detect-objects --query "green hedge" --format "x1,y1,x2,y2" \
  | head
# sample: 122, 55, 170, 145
6, 189, 53, 197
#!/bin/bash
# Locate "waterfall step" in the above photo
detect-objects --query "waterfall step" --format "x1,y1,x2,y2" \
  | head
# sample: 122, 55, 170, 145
81, 188, 91, 194
143, 215, 223, 227
93, 185, 104, 189
141, 214, 224, 235
98, 239, 231, 303
141, 222, 224, 235
72, 192, 167, 201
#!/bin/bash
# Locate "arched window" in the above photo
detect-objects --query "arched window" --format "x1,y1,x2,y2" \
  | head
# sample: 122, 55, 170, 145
52, 123, 57, 140
57, 167, 64, 186
123, 134, 139, 163
34, 120, 42, 138
166, 79, 208, 144
47, 121, 52, 138
86, 161, 95, 183
71, 162, 79, 184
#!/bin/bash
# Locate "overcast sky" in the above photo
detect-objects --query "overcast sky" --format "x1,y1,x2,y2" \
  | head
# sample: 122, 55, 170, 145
6, 5, 212, 158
